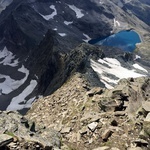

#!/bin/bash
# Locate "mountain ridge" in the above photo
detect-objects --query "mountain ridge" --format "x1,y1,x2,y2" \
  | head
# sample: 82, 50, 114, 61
0, 1, 149, 149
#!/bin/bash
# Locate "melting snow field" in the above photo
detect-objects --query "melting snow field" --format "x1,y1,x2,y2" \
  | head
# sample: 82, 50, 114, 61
7, 80, 37, 111
91, 58, 148, 89
0, 46, 19, 67
0, 47, 29, 95
0, 46, 37, 111
68, 5, 84, 18
0, 65, 28, 95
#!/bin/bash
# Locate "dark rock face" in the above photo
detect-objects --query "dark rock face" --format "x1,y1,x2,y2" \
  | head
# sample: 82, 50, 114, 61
0, 2, 50, 58
29, 38, 104, 95
0, 0, 149, 113
122, 0, 150, 26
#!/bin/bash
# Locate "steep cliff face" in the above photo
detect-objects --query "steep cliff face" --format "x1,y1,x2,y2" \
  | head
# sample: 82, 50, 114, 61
28, 38, 104, 95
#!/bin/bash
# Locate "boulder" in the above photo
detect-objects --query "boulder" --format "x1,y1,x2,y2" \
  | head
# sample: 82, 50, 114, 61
86, 87, 103, 97
61, 127, 71, 134
142, 101, 150, 112
144, 113, 150, 122
99, 99, 124, 112
0, 134, 13, 147
132, 139, 149, 147
87, 122, 98, 132
102, 129, 112, 141
79, 126, 88, 135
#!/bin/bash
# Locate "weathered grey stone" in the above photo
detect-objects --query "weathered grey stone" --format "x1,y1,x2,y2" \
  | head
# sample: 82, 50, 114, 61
0, 134, 13, 147
87, 122, 98, 132
102, 129, 112, 141
86, 87, 103, 96
145, 113, 150, 122
143, 121, 150, 137
79, 126, 88, 134
61, 127, 71, 134
113, 111, 126, 116
142, 101, 150, 112
132, 139, 149, 147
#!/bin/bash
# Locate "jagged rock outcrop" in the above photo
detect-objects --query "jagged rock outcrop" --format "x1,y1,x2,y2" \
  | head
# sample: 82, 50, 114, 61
0, 111, 61, 150
28, 40, 105, 96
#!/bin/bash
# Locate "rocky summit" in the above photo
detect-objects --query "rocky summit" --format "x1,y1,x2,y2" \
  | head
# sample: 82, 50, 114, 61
0, 0, 150, 150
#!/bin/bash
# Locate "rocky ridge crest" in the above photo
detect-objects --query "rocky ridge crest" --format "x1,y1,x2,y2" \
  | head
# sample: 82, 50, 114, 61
26, 73, 150, 150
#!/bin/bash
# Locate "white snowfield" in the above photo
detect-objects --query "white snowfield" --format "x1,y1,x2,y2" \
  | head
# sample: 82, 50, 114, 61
68, 5, 84, 18
40, 5, 57, 20
0, 46, 37, 111
0, 65, 29, 95
0, 46, 19, 67
7, 80, 37, 111
90, 57, 147, 89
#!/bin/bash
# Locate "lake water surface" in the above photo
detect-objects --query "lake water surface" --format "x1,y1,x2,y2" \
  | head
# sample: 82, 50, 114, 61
89, 30, 141, 52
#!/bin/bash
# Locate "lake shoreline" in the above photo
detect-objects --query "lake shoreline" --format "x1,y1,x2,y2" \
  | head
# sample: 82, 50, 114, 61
88, 29, 142, 52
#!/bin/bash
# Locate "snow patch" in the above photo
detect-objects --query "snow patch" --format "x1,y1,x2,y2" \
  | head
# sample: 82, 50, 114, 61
90, 58, 146, 89
133, 64, 148, 73
99, 0, 104, 4
134, 55, 141, 60
24, 96, 36, 108
114, 18, 120, 27
64, 21, 73, 25
58, 33, 67, 37
0, 47, 19, 67
53, 28, 57, 31
83, 33, 91, 43
0, 65, 29, 95
68, 5, 84, 18
40, 5, 57, 20
7, 80, 37, 111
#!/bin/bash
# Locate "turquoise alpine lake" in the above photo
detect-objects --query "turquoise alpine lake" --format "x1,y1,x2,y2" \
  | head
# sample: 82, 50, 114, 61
89, 30, 141, 52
